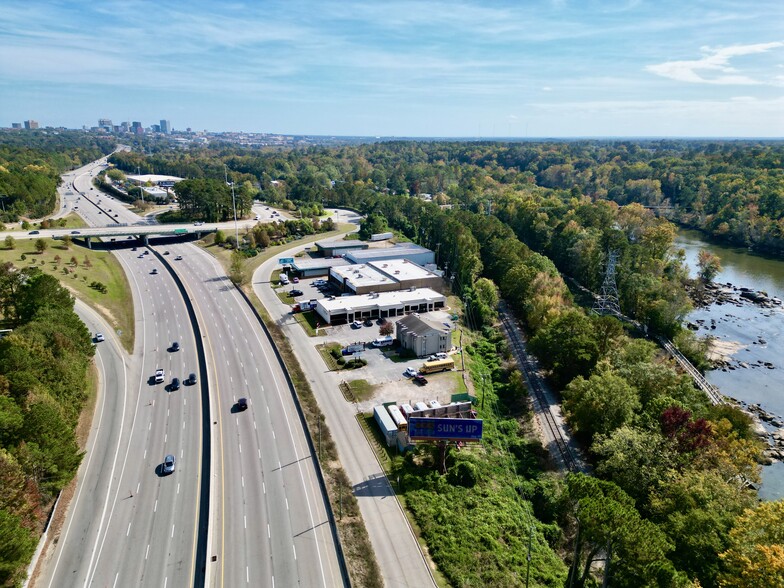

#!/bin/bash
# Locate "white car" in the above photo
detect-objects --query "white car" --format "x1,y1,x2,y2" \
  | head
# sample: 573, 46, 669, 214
94, 333, 105, 343
404, 367, 418, 378
155, 368, 165, 383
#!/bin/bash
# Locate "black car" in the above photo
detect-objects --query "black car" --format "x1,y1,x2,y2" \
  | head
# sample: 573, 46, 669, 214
71, 230, 81, 234
187, 372, 197, 385
364, 319, 374, 327
237, 397, 248, 411
289, 289, 303, 297
28, 230, 39, 235
170, 377, 180, 391
171, 341, 180, 352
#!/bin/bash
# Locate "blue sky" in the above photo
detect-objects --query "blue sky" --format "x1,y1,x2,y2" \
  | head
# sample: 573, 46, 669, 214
1, 0, 782, 137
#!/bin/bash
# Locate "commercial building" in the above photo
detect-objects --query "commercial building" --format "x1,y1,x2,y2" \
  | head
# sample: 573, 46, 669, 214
127, 174, 184, 186
396, 314, 452, 357
24, 120, 39, 129
289, 257, 350, 278
314, 288, 446, 325
98, 118, 112, 130
160, 119, 171, 134
11, 123, 21, 129
314, 239, 369, 258
329, 258, 441, 295
346, 243, 435, 267
131, 121, 143, 134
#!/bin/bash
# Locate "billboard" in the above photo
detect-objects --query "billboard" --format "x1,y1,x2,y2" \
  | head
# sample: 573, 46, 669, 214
278, 257, 295, 265
408, 417, 483, 442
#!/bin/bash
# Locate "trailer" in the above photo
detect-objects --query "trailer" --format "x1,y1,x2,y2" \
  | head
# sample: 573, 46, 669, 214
374, 406, 397, 447
400, 403, 415, 420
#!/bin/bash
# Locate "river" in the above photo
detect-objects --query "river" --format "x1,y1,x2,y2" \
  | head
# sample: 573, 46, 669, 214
675, 229, 784, 501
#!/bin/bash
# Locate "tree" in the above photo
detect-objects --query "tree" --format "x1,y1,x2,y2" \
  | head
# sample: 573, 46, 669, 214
529, 310, 600, 388
61, 235, 72, 249
563, 366, 640, 438
379, 322, 394, 336
358, 213, 388, 240
0, 508, 37, 587
697, 249, 722, 284
719, 500, 784, 587
4, 236, 14, 250
228, 250, 246, 285
34, 238, 47, 254
214, 229, 225, 245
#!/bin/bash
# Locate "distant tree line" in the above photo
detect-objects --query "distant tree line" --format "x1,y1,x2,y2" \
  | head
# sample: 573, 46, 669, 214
0, 130, 115, 221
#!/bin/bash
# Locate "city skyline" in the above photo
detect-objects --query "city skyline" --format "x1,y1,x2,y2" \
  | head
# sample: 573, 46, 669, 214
1, 0, 782, 138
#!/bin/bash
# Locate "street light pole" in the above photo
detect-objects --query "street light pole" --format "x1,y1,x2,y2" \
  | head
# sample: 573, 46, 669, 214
225, 165, 239, 248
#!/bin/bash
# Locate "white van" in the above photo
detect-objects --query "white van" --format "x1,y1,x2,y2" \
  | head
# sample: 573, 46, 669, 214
372, 336, 394, 348
279, 273, 289, 285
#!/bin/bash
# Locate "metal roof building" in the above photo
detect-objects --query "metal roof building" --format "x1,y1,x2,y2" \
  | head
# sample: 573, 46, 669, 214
314, 288, 446, 325
314, 239, 369, 258
345, 243, 435, 266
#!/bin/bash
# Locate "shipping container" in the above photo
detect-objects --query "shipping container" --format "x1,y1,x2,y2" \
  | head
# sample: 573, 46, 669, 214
374, 406, 397, 447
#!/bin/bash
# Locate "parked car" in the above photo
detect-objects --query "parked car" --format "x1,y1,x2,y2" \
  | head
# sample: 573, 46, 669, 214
363, 319, 374, 327
413, 374, 428, 385
162, 454, 176, 475
289, 289, 303, 297
94, 333, 105, 343
292, 277, 299, 283
237, 397, 248, 411
170, 377, 180, 391
404, 367, 418, 378
351, 320, 362, 329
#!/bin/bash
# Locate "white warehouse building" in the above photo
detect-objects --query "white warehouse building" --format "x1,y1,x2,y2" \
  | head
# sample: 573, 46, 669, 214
314, 288, 446, 325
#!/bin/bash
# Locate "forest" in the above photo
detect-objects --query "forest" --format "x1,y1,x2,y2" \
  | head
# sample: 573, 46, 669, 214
0, 130, 115, 222
0, 263, 94, 586
112, 138, 783, 586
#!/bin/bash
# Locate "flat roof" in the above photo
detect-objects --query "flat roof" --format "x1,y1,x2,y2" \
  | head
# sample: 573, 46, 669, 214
315, 239, 368, 250
128, 174, 184, 183
369, 259, 437, 282
346, 243, 432, 261
292, 257, 350, 271
317, 288, 445, 314
331, 264, 393, 288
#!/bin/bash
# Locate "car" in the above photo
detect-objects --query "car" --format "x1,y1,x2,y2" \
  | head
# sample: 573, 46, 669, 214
254, 215, 260, 220
94, 333, 105, 343
171, 341, 180, 352
144, 250, 150, 255
175, 255, 183, 261
108, 208, 112, 212
151, 268, 158, 275
237, 397, 248, 411
351, 320, 362, 329
132, 247, 137, 251
292, 277, 299, 283
289, 289, 303, 297
404, 367, 418, 378
73, 206, 79, 209
163, 251, 170, 255
187, 372, 197, 385
114, 214, 118, 217
155, 368, 165, 383
138, 254, 144, 258
28, 230, 39, 235
71, 230, 81, 234
364, 319, 374, 327
413, 374, 428, 385
170, 377, 180, 391
313, 279, 326, 286
162, 454, 176, 475
194, 221, 203, 226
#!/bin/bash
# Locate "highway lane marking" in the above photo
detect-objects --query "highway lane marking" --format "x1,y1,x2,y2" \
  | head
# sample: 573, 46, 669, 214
239, 443, 242, 454
143, 449, 147, 460
247, 566, 249, 583
136, 482, 140, 493
113, 573, 118, 588
154, 500, 158, 513
183, 421, 186, 429
263, 482, 265, 494
165, 433, 168, 443
244, 515, 247, 529
242, 476, 245, 488
171, 524, 175, 538
177, 483, 180, 495
145, 544, 150, 560
126, 523, 131, 536
293, 545, 297, 560
267, 524, 270, 538
272, 430, 276, 440
285, 498, 289, 511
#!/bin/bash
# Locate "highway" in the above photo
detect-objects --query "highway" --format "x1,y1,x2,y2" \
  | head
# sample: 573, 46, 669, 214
163, 240, 342, 586
36, 159, 204, 588
35, 156, 344, 587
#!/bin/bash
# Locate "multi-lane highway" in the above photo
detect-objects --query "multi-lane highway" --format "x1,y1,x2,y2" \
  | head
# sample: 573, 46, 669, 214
35, 156, 345, 587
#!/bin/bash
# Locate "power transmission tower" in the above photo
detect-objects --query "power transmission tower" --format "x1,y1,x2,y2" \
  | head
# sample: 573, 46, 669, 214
593, 249, 621, 317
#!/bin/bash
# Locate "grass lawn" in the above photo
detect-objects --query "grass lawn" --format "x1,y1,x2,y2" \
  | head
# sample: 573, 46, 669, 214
292, 310, 319, 337
316, 342, 342, 370
345, 379, 376, 402
0, 240, 134, 352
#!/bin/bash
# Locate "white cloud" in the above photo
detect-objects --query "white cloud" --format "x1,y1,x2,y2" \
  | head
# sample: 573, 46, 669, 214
542, 86, 552, 91
646, 41, 784, 85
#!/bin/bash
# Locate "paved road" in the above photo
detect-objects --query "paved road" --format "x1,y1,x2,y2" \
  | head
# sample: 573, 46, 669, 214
164, 241, 343, 587
253, 245, 437, 588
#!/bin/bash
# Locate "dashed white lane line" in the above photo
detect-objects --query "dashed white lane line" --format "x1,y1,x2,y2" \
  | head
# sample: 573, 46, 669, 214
171, 524, 175, 538
145, 544, 150, 560
126, 523, 131, 536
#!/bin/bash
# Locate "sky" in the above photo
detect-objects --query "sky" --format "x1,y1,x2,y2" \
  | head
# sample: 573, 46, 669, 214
1, 0, 782, 137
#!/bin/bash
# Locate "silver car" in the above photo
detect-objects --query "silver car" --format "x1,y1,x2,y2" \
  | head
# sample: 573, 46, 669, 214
162, 454, 176, 475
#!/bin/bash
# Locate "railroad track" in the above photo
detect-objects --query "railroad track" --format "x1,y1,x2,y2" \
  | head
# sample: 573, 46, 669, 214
499, 311, 578, 472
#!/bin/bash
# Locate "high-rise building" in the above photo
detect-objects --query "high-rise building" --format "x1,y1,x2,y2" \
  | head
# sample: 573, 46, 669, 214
11, 123, 21, 129
98, 118, 113, 130
131, 121, 143, 134
160, 119, 171, 134
120, 122, 130, 132
151, 124, 161, 133
24, 120, 39, 129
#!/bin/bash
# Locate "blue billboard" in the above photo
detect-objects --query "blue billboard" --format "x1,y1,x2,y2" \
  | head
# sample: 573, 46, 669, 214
408, 417, 483, 442
278, 257, 295, 265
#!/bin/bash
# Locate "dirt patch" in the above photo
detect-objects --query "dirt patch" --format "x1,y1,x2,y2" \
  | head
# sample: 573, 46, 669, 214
706, 338, 744, 363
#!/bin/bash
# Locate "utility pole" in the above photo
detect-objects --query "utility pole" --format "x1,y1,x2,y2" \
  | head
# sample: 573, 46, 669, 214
225, 165, 239, 247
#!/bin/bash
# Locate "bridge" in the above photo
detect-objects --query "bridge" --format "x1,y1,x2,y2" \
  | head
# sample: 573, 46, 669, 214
48, 224, 218, 248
